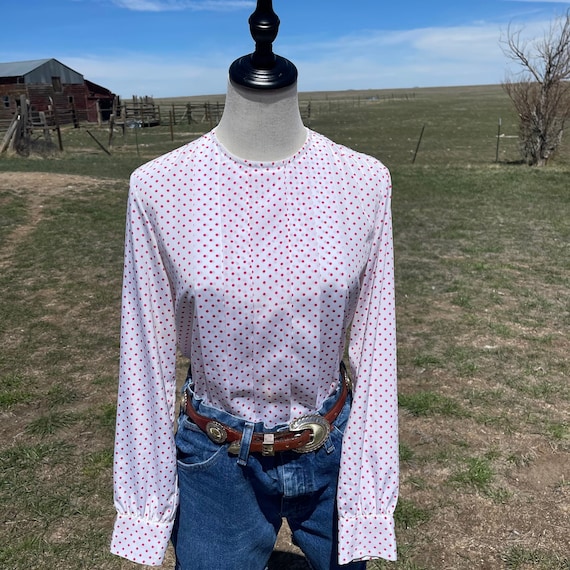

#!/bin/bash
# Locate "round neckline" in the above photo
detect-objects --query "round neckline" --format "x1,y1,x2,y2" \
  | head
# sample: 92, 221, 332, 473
211, 127, 312, 169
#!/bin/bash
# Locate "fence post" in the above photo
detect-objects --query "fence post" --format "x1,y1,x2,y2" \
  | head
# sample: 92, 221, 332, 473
205, 103, 213, 129
39, 111, 52, 144
71, 101, 79, 128
496, 118, 502, 163
108, 113, 115, 148
19, 94, 29, 149
412, 124, 425, 164
49, 97, 64, 151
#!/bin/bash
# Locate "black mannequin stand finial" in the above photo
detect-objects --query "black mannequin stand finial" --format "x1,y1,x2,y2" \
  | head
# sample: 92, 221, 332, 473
229, 0, 298, 90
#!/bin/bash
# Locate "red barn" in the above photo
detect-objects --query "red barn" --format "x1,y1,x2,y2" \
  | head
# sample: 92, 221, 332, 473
0, 58, 116, 125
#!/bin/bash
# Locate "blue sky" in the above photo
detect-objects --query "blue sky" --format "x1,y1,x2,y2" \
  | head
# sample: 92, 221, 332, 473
2, 0, 570, 97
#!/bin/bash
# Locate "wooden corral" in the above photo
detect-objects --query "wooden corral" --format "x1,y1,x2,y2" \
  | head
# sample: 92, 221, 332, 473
0, 94, 64, 155
115, 97, 227, 129
122, 96, 161, 127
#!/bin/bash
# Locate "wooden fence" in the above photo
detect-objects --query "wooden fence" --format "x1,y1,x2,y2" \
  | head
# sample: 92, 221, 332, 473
118, 97, 313, 128
0, 92, 413, 156
0, 95, 64, 155
110, 98, 225, 129
161, 102, 225, 127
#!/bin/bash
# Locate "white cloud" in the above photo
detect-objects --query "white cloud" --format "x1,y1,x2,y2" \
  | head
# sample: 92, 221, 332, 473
288, 21, 549, 64
283, 19, 556, 91
64, 25, 511, 96
110, 0, 254, 11
44, 16, 562, 96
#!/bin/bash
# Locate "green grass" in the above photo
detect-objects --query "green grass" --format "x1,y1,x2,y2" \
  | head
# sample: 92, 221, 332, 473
503, 547, 570, 570
399, 391, 464, 417
0, 373, 34, 408
449, 457, 495, 490
25, 412, 80, 436
1, 84, 569, 569
0, 176, 125, 567
394, 499, 431, 529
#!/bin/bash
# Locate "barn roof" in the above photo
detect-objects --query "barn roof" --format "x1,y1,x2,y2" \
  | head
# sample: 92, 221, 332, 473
0, 59, 53, 78
85, 79, 114, 97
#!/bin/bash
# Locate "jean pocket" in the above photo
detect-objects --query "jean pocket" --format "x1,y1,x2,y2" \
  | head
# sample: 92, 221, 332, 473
175, 415, 227, 472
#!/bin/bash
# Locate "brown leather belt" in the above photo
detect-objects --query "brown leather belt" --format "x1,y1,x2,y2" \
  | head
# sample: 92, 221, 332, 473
184, 367, 350, 456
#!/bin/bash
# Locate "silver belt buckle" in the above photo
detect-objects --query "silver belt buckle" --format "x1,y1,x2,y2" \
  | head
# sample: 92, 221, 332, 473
289, 414, 331, 453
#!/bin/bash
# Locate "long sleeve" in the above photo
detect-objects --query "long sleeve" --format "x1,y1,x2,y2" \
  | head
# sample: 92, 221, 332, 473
109, 132, 399, 565
110, 182, 179, 566
337, 171, 399, 564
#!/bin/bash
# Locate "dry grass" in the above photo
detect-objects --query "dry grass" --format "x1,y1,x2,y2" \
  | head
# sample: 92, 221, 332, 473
1, 85, 569, 569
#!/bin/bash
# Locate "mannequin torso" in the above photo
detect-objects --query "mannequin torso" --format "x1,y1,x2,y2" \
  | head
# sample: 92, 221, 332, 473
215, 79, 307, 162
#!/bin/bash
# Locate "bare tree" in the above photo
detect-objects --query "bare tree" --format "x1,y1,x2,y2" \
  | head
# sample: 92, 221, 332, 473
502, 10, 570, 166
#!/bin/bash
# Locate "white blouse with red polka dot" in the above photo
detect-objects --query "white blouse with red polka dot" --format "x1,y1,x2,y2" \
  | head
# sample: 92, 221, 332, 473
111, 129, 398, 566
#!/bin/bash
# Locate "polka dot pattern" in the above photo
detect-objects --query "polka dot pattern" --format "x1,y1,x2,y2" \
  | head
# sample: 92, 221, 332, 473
111, 129, 398, 565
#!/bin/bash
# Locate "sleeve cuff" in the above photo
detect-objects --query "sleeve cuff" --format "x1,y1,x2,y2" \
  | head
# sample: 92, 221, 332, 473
111, 513, 174, 566
338, 513, 397, 564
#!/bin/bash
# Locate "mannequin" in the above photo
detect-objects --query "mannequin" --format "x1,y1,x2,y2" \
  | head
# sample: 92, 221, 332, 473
111, 2, 398, 569
215, 79, 307, 162
216, 0, 306, 162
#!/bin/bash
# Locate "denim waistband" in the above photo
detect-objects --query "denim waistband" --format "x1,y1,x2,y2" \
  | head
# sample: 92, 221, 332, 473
181, 369, 349, 465
183, 372, 346, 435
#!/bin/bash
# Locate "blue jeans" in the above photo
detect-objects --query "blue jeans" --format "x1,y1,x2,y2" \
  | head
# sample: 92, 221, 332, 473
172, 378, 366, 570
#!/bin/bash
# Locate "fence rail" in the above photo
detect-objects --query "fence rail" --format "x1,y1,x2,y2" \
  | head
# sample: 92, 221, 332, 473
117, 99, 314, 128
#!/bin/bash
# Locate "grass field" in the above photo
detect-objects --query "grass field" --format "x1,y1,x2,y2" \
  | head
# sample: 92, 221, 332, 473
0, 84, 569, 570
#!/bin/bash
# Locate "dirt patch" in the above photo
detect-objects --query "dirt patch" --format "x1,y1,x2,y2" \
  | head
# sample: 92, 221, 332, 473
0, 171, 112, 193
512, 452, 569, 492
0, 171, 117, 268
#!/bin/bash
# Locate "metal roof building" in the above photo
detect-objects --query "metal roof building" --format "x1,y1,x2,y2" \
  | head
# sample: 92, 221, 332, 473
0, 58, 115, 124
0, 58, 84, 85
